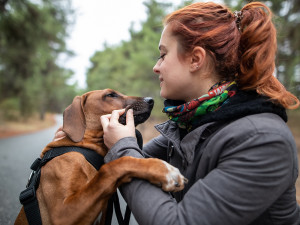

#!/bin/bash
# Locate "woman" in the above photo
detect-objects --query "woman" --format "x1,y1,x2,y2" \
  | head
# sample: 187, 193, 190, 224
74, 1, 300, 224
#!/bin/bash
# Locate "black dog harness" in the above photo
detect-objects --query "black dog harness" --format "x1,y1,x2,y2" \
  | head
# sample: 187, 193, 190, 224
19, 129, 143, 225
19, 146, 104, 225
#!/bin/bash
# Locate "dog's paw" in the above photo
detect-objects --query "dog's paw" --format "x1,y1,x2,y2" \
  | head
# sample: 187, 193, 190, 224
160, 161, 188, 192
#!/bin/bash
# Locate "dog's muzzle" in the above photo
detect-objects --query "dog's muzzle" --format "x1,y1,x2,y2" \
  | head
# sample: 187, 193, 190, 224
119, 97, 154, 126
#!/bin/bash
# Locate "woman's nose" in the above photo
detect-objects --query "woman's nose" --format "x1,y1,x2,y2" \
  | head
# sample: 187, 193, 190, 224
153, 62, 160, 74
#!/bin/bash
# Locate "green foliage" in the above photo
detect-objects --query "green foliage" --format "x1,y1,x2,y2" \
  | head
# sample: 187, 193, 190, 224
0, 0, 77, 120
0, 97, 20, 120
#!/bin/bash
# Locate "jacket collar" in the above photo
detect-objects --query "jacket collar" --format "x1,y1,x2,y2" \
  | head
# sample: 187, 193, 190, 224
155, 120, 214, 165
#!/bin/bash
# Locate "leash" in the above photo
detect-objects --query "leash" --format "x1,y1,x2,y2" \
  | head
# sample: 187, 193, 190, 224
105, 192, 128, 225
19, 129, 142, 225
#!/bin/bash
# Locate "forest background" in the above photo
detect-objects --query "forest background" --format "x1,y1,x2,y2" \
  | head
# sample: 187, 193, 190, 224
0, 0, 299, 127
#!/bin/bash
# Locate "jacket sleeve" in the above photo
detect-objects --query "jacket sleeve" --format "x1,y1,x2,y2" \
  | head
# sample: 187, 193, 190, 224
104, 132, 296, 225
104, 135, 168, 162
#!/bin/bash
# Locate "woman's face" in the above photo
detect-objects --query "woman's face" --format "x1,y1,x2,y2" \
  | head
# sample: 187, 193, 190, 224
153, 25, 197, 102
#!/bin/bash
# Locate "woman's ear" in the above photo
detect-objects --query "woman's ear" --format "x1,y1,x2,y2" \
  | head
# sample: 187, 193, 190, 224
190, 46, 206, 72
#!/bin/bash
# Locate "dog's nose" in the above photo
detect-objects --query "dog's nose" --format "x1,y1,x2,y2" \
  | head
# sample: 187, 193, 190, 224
144, 97, 154, 106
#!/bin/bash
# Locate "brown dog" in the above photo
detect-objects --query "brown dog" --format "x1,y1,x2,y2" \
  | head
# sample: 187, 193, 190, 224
15, 89, 186, 225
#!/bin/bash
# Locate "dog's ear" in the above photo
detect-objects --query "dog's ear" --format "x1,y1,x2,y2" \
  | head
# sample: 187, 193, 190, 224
63, 96, 86, 142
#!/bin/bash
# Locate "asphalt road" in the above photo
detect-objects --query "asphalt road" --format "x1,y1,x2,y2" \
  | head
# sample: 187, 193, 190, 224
0, 115, 138, 225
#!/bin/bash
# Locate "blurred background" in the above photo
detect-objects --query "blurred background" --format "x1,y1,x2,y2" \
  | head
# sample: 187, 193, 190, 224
0, 0, 299, 223
0, 0, 299, 125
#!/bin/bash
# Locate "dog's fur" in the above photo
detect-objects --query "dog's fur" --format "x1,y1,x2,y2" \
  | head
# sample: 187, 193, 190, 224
15, 89, 186, 225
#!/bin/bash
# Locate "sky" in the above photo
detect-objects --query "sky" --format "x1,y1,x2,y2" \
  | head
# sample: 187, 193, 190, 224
64, 0, 149, 88
64, 0, 189, 88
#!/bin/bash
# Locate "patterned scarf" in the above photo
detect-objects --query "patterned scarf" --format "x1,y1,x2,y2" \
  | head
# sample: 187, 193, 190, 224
162, 81, 237, 130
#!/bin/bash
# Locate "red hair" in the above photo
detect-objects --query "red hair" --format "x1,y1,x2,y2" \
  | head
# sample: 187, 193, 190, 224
164, 2, 299, 109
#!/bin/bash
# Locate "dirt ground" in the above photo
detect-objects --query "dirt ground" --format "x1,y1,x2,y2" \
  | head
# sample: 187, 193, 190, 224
0, 113, 56, 139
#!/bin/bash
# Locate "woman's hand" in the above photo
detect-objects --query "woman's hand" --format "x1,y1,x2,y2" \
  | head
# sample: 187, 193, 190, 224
53, 125, 66, 141
100, 109, 136, 149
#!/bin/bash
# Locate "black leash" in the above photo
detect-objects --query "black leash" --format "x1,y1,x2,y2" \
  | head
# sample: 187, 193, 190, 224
105, 192, 131, 225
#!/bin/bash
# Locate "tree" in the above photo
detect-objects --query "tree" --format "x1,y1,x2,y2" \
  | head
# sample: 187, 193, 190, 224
0, 0, 76, 120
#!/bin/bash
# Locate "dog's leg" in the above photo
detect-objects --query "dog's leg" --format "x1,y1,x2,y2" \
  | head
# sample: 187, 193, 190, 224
108, 156, 187, 192
45, 156, 186, 225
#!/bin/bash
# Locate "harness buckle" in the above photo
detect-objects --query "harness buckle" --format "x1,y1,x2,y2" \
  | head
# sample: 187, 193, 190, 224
26, 171, 35, 188
30, 158, 42, 171
19, 186, 36, 205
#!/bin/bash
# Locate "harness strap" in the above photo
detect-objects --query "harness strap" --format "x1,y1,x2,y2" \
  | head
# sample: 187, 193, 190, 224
42, 146, 104, 170
19, 146, 104, 225
20, 129, 142, 225
19, 171, 41, 225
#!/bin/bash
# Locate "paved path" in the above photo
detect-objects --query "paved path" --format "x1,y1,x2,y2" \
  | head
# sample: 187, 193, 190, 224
0, 115, 138, 224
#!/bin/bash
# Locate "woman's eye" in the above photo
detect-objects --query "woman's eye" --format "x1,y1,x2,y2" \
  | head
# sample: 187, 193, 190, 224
157, 53, 166, 60
106, 92, 119, 98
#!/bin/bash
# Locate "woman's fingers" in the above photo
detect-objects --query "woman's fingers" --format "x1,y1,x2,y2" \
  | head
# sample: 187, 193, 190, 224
100, 109, 125, 129
100, 114, 111, 130
100, 108, 135, 149
53, 125, 66, 141
110, 109, 126, 125
126, 109, 135, 128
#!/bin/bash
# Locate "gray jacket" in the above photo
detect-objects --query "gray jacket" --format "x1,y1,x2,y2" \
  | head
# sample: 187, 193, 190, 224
104, 113, 300, 225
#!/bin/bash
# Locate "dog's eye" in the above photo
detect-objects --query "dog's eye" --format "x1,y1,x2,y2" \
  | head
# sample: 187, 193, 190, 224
105, 92, 119, 98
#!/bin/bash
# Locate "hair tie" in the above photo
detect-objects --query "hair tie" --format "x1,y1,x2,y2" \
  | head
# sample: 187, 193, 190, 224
234, 11, 243, 31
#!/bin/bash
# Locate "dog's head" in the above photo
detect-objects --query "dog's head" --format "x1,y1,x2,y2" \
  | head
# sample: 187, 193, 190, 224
63, 89, 154, 142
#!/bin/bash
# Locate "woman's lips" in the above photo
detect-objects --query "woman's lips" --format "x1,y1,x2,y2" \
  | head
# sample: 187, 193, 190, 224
159, 77, 163, 87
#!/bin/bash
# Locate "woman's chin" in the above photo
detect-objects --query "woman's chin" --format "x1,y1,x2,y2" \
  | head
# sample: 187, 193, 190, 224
160, 90, 167, 99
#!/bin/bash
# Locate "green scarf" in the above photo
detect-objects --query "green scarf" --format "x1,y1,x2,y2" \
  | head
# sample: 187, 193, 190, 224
162, 81, 237, 130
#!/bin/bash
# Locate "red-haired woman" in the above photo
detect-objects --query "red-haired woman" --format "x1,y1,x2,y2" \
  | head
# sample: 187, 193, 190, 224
102, 2, 300, 224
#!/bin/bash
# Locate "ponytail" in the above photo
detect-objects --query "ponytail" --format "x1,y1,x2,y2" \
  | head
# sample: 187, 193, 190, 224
237, 2, 299, 109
